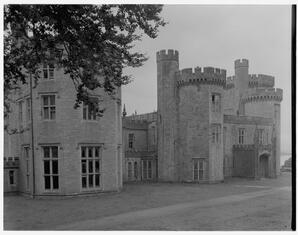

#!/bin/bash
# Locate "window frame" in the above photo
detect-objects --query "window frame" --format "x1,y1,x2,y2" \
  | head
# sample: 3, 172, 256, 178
128, 133, 134, 149
211, 124, 221, 144
80, 145, 102, 190
193, 158, 207, 181
43, 64, 55, 80
238, 128, 245, 144
23, 146, 30, 191
42, 145, 59, 191
82, 101, 97, 121
211, 93, 221, 113
18, 100, 24, 129
41, 94, 56, 121
142, 160, 152, 180
8, 170, 15, 186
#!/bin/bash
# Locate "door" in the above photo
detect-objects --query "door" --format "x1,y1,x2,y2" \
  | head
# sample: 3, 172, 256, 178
259, 154, 269, 178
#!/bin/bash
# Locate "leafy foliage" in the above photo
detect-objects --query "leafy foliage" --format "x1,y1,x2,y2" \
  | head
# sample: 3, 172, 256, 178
4, 4, 166, 117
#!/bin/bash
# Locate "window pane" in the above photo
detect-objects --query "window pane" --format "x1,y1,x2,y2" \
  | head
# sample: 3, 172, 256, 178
88, 160, 93, 173
50, 95, 55, 105
82, 176, 87, 188
43, 96, 48, 105
45, 176, 51, 189
52, 147, 58, 158
50, 107, 56, 120
89, 175, 93, 187
44, 107, 49, 119
199, 170, 204, 180
194, 161, 198, 170
52, 160, 58, 174
44, 160, 50, 174
53, 176, 59, 189
88, 148, 93, 158
95, 160, 99, 173
95, 147, 99, 157
81, 147, 86, 158
95, 174, 100, 186
82, 160, 87, 173
44, 147, 50, 158
134, 162, 138, 178
9, 170, 14, 184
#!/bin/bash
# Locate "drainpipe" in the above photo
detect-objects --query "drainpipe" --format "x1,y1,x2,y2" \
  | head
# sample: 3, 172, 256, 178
30, 72, 36, 198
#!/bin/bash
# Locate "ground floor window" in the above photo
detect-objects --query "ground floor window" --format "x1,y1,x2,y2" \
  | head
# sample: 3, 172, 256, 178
23, 146, 30, 191
193, 158, 206, 181
127, 161, 138, 180
81, 146, 101, 189
43, 146, 59, 190
142, 160, 152, 180
9, 170, 15, 185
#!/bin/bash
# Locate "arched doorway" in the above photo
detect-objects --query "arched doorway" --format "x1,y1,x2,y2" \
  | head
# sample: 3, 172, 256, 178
259, 153, 269, 178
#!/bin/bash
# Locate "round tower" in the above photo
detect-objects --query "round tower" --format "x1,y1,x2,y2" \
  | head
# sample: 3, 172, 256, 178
242, 88, 283, 177
156, 49, 179, 181
176, 66, 226, 182
235, 59, 249, 96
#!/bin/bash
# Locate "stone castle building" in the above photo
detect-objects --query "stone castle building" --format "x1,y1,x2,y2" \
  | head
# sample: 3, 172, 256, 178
4, 64, 122, 196
4, 48, 283, 195
123, 49, 282, 183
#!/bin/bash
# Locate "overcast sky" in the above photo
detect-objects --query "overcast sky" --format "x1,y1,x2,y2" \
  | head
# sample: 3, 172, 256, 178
122, 5, 292, 154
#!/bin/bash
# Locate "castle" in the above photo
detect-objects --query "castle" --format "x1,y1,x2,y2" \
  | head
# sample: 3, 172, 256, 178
122, 49, 282, 183
4, 49, 283, 195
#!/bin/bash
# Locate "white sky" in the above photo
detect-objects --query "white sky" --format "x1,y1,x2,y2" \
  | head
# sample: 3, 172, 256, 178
122, 5, 292, 154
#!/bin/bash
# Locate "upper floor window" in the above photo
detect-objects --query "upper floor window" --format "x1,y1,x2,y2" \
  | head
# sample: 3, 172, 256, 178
238, 128, 245, 144
211, 93, 221, 112
43, 64, 55, 79
128, 133, 134, 149
211, 124, 221, 144
257, 129, 264, 145
83, 102, 97, 121
42, 95, 56, 120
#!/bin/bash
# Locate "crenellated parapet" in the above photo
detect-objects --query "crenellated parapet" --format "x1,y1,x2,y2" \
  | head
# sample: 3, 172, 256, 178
235, 59, 249, 68
248, 74, 275, 88
156, 49, 179, 62
176, 66, 226, 88
241, 88, 283, 103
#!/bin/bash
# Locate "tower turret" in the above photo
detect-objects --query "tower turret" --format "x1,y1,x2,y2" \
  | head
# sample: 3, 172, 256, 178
156, 49, 179, 181
235, 59, 249, 96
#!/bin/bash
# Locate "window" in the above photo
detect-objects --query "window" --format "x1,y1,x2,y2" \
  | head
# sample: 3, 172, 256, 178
257, 129, 264, 145
9, 170, 15, 185
211, 93, 221, 112
142, 160, 152, 180
128, 162, 132, 180
193, 158, 206, 181
18, 100, 23, 128
43, 146, 59, 190
43, 64, 55, 79
211, 124, 221, 144
81, 146, 101, 189
42, 95, 56, 120
238, 128, 245, 144
24, 146, 30, 190
83, 102, 97, 120
26, 98, 31, 124
128, 133, 134, 149
134, 162, 138, 179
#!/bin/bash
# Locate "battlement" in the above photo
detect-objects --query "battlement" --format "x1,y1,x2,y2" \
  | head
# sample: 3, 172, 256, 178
235, 59, 249, 68
241, 88, 283, 103
248, 74, 275, 88
176, 66, 226, 88
156, 49, 179, 62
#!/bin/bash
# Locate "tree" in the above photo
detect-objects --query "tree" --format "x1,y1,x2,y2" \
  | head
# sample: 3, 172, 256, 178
4, 4, 166, 118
